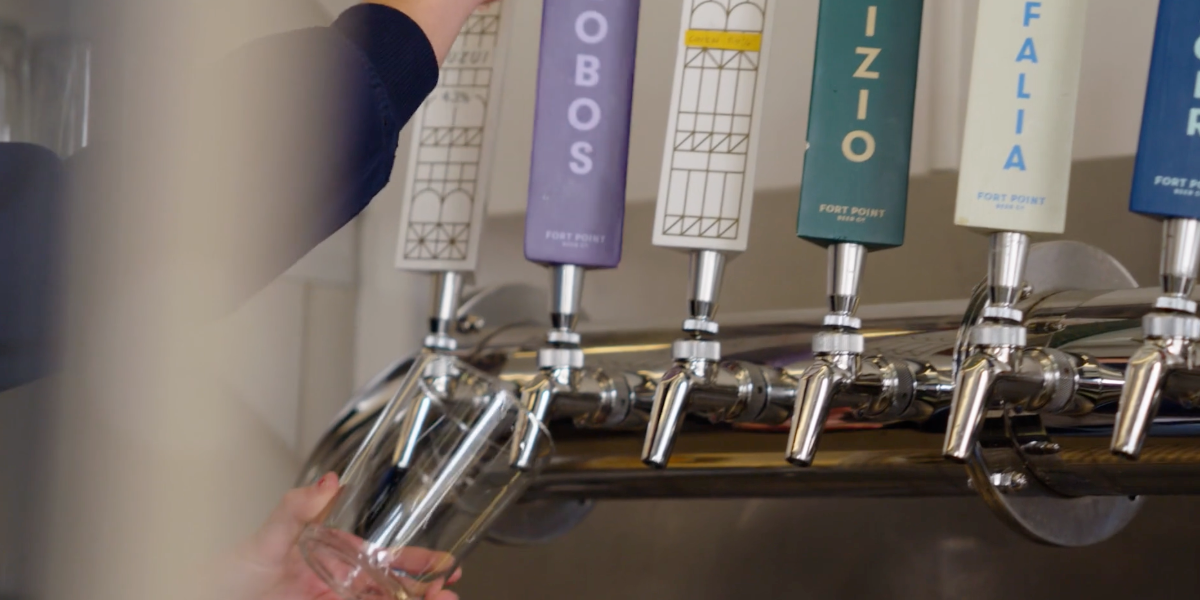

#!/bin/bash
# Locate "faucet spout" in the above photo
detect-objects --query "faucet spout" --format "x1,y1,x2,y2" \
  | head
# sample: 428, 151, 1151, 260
943, 352, 1003, 462
393, 355, 458, 470
1112, 344, 1178, 460
394, 394, 437, 470
642, 363, 702, 469
786, 362, 847, 467
511, 374, 557, 471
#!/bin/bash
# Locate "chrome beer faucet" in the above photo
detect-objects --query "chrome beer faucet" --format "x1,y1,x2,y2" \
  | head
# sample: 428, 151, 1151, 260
943, 233, 1082, 461
393, 271, 468, 470
508, 0, 643, 470
642, 251, 793, 469
510, 266, 640, 470
1112, 222, 1200, 458
787, 246, 867, 466
787, 246, 931, 465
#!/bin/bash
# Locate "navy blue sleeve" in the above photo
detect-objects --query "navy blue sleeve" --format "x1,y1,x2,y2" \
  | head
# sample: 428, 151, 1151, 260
0, 145, 65, 391
334, 4, 442, 131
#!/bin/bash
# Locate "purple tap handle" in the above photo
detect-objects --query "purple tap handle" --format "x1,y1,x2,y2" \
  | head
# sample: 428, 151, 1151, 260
524, 0, 641, 269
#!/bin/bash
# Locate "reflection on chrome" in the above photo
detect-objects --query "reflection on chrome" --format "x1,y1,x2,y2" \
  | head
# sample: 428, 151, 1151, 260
304, 283, 1200, 500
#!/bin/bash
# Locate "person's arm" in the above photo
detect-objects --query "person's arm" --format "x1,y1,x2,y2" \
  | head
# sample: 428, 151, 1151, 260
190, 1, 489, 312
0, 1, 488, 393
364, 0, 491, 64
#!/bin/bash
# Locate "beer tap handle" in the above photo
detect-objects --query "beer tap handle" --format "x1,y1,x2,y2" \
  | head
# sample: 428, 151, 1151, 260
944, 1, 1087, 462
796, 0, 923, 256
387, 6, 513, 468
524, 0, 641, 272
652, 0, 776, 257
953, 0, 1088, 237
394, 2, 514, 275
512, 1, 641, 465
641, 1, 773, 469
1129, 0, 1200, 230
785, 0, 923, 468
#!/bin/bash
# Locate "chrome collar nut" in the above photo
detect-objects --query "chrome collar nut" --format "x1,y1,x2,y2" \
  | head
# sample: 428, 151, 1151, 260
968, 323, 1027, 347
672, 339, 721, 362
1143, 313, 1200, 340
1152, 295, 1198, 314
812, 331, 864, 355
538, 347, 585, 370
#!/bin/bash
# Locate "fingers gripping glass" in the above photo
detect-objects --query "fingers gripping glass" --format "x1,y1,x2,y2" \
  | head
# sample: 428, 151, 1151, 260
299, 353, 553, 599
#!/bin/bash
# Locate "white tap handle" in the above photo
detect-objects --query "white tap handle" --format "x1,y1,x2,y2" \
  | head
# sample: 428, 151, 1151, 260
652, 0, 776, 253
394, 2, 515, 272
953, 0, 1087, 234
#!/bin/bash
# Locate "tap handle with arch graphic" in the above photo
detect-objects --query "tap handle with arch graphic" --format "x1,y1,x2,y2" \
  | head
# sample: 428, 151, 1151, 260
394, 2, 516, 274
651, 0, 776, 255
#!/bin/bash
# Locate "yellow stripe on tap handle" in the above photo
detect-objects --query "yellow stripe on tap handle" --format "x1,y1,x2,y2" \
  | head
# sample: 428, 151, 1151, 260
684, 29, 763, 52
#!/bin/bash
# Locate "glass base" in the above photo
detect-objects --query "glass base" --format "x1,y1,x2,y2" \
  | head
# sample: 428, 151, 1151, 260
298, 525, 402, 600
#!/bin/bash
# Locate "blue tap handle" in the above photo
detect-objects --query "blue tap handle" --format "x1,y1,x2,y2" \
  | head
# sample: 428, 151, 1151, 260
1130, 0, 1200, 220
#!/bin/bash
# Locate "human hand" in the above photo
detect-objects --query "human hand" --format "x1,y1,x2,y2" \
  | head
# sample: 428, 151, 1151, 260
220, 473, 462, 600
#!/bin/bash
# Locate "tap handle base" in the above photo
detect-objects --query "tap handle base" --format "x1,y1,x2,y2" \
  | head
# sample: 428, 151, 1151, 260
1130, 0, 1200, 221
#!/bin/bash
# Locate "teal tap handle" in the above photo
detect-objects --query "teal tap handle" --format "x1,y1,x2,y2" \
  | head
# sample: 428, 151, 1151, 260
797, 0, 924, 250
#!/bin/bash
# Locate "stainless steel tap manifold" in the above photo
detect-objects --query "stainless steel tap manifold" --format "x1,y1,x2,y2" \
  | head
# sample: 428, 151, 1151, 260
300, 245, 1200, 548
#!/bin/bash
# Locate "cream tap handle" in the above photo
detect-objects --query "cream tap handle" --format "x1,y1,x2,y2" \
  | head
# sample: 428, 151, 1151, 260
652, 0, 776, 253
394, 1, 516, 272
953, 0, 1088, 234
